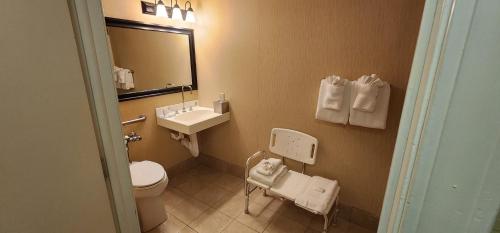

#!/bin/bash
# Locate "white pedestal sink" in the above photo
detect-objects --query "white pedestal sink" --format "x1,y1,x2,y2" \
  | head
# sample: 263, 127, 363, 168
155, 100, 230, 156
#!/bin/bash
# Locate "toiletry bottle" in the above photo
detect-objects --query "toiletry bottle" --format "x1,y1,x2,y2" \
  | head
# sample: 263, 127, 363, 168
213, 92, 229, 114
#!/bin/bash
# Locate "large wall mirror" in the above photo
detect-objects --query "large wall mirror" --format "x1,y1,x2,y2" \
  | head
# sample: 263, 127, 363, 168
105, 17, 197, 101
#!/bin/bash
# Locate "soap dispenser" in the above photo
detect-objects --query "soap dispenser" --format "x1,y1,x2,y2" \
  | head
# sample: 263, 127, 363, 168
213, 92, 229, 114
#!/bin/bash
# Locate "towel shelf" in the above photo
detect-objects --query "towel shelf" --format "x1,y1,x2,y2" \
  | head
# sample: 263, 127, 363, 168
121, 115, 146, 126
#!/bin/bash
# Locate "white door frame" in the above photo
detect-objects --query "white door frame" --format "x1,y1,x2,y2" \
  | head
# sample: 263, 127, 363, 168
379, 0, 500, 232
377, 0, 456, 232
68, 1, 141, 232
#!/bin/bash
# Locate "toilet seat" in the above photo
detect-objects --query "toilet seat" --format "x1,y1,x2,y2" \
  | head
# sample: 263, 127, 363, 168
130, 161, 166, 188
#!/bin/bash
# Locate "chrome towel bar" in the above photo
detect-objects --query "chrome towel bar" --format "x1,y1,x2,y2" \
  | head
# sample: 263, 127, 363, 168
121, 115, 146, 126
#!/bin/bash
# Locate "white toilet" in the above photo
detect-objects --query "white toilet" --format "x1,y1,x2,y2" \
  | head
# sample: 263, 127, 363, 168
129, 160, 169, 232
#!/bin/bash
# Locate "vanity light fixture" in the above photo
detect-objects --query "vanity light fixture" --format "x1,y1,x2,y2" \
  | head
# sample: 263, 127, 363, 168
184, 1, 196, 23
141, 0, 196, 22
171, 0, 183, 20
155, 0, 168, 17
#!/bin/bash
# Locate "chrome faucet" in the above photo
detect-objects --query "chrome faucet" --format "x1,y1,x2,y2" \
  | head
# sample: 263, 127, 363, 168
181, 85, 193, 112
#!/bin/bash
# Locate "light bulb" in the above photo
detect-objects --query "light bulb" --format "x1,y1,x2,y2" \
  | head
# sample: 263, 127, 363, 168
156, 0, 168, 17
172, 3, 183, 20
185, 9, 196, 23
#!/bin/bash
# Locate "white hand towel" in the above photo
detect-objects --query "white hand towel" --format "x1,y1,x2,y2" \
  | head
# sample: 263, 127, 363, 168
249, 165, 288, 187
122, 69, 135, 90
352, 74, 384, 112
113, 66, 121, 83
113, 67, 135, 90
316, 77, 351, 125
322, 76, 348, 111
256, 158, 282, 176
349, 77, 390, 129
117, 68, 127, 84
113, 66, 135, 90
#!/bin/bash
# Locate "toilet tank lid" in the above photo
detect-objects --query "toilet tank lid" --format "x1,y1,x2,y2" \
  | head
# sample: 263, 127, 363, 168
129, 161, 166, 188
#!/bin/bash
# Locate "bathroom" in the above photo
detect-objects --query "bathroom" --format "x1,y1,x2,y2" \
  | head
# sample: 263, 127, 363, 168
3, 1, 500, 233
105, 0, 422, 232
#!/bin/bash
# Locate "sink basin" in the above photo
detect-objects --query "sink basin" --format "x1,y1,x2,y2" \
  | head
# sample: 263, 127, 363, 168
156, 101, 230, 135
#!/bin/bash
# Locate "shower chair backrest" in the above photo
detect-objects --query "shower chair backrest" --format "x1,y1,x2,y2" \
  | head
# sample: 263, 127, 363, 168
268, 128, 318, 165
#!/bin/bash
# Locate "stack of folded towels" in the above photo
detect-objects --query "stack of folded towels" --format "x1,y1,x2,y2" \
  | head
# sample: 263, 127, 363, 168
249, 158, 287, 187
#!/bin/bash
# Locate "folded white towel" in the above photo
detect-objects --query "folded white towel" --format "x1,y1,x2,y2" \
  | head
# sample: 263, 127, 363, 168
349, 77, 390, 129
249, 164, 288, 187
322, 76, 348, 111
113, 66, 135, 90
256, 158, 282, 176
295, 176, 339, 215
352, 74, 384, 112
122, 69, 135, 90
315, 77, 351, 124
113, 66, 121, 83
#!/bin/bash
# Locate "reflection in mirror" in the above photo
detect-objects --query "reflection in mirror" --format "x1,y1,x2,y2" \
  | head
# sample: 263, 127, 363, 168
105, 18, 197, 101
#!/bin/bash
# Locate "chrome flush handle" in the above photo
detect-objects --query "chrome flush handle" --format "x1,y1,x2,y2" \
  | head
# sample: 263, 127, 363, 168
124, 132, 142, 143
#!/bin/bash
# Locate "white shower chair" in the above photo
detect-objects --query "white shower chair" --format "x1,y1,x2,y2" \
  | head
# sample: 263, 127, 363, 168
244, 128, 340, 233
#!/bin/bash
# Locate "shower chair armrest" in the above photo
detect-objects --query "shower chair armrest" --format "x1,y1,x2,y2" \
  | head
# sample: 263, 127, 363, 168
245, 150, 266, 180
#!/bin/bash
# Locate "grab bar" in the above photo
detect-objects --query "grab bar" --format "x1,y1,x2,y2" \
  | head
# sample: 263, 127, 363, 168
121, 115, 146, 126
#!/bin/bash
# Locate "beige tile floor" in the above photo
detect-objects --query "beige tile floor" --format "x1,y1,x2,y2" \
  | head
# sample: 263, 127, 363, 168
149, 165, 375, 233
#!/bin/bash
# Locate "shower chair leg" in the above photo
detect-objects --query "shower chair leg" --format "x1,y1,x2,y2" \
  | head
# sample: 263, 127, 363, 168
244, 181, 250, 214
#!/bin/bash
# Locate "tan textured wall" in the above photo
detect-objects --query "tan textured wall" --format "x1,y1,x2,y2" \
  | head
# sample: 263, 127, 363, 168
107, 26, 192, 91
102, 0, 424, 216
197, 0, 423, 216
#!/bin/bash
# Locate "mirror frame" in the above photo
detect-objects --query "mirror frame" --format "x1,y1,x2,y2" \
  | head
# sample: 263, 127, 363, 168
105, 17, 198, 101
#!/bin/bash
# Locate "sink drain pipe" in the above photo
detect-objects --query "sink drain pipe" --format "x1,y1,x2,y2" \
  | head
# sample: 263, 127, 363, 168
170, 132, 199, 157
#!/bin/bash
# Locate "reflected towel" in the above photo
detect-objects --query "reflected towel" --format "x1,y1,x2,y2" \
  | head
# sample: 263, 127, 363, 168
122, 69, 135, 90
113, 66, 135, 90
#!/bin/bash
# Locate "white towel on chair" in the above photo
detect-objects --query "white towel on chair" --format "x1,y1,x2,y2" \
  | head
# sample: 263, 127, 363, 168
256, 158, 282, 176
349, 77, 390, 129
295, 176, 339, 215
315, 76, 351, 124
249, 164, 287, 187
